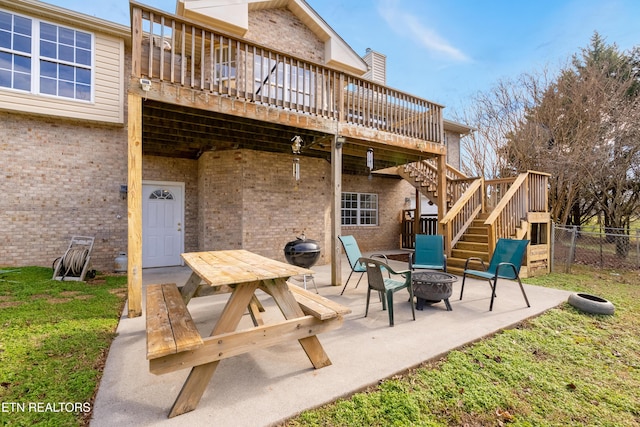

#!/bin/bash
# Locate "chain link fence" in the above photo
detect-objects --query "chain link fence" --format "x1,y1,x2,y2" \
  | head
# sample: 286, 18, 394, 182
552, 224, 640, 272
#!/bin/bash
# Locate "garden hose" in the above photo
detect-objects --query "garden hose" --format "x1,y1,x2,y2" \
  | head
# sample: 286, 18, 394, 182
57, 247, 89, 280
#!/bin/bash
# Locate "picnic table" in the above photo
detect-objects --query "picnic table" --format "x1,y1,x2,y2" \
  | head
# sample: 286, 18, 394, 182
145, 250, 350, 418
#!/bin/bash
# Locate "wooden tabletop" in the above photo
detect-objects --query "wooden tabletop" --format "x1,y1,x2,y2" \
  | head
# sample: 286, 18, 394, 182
181, 250, 314, 287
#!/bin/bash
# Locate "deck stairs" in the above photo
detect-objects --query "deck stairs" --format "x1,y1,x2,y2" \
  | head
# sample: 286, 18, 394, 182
396, 159, 471, 210
446, 213, 490, 275
398, 160, 550, 277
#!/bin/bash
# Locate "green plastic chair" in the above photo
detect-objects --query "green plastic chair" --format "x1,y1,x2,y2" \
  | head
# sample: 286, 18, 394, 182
460, 238, 530, 311
409, 234, 447, 272
338, 235, 387, 295
359, 257, 415, 327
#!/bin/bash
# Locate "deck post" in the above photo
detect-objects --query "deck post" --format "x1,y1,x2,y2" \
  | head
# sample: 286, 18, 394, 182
331, 75, 345, 286
436, 154, 449, 253
127, 92, 143, 318
331, 135, 343, 286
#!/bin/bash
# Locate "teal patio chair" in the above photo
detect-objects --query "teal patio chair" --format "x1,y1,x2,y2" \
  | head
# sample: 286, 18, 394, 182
460, 238, 530, 311
409, 234, 447, 272
338, 235, 387, 295
359, 257, 415, 327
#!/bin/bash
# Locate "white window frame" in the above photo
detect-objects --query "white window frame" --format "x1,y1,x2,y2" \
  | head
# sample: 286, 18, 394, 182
0, 8, 94, 102
341, 192, 378, 226
254, 54, 314, 106
213, 44, 235, 83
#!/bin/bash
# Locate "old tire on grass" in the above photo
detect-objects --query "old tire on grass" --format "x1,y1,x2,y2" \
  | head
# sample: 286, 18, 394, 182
567, 293, 614, 315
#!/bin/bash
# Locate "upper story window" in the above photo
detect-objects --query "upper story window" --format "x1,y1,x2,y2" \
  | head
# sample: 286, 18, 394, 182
214, 45, 236, 82
254, 55, 315, 106
341, 192, 378, 226
0, 10, 93, 101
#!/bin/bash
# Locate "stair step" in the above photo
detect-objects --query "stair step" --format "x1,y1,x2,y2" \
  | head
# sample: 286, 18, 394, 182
451, 249, 489, 262
467, 226, 488, 235
455, 241, 488, 252
445, 265, 465, 276
459, 234, 488, 243
446, 257, 489, 275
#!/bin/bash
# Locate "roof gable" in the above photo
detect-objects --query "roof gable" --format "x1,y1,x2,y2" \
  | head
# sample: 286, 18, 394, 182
175, 0, 367, 75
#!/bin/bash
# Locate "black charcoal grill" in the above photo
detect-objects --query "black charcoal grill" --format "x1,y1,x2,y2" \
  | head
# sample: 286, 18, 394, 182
284, 234, 320, 292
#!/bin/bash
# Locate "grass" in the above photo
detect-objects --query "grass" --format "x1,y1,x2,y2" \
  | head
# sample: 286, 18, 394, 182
0, 267, 127, 427
283, 265, 640, 427
1, 265, 639, 426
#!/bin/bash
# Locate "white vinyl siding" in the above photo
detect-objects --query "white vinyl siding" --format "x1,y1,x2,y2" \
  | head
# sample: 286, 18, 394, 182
0, 8, 124, 124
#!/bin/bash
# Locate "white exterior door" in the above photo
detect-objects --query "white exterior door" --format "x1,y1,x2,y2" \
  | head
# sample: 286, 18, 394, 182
142, 182, 184, 268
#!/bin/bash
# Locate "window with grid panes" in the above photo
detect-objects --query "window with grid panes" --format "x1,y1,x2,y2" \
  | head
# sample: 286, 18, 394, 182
341, 192, 378, 226
0, 9, 93, 101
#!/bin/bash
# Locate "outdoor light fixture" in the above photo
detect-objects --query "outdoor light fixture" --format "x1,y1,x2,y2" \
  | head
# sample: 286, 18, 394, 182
120, 185, 128, 200
140, 78, 152, 92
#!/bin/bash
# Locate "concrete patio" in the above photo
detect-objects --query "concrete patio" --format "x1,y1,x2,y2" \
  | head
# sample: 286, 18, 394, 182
90, 254, 571, 427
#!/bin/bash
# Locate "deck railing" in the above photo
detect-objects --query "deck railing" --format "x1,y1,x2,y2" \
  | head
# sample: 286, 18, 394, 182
440, 178, 484, 254
436, 171, 549, 256
401, 211, 438, 248
403, 160, 475, 203
484, 171, 550, 256
131, 2, 443, 143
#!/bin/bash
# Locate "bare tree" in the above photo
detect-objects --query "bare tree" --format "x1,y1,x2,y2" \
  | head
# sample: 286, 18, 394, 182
455, 72, 550, 179
457, 33, 640, 257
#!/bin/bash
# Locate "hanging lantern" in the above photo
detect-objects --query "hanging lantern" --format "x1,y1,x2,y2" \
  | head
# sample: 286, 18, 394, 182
366, 148, 374, 170
293, 157, 300, 181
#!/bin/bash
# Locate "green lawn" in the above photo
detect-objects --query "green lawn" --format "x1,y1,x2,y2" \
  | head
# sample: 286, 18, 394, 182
1, 265, 639, 426
0, 267, 127, 427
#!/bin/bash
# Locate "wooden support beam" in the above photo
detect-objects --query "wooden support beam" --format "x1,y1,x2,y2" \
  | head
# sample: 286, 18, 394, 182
128, 92, 143, 318
331, 75, 345, 287
437, 154, 448, 241
331, 134, 343, 286
414, 188, 421, 237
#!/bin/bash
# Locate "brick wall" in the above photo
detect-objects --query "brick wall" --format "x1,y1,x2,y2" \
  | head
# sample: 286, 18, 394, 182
245, 8, 325, 63
195, 149, 411, 264
0, 111, 127, 271
198, 150, 245, 251
196, 150, 331, 264
342, 175, 416, 253
1, 119, 417, 272
240, 150, 331, 264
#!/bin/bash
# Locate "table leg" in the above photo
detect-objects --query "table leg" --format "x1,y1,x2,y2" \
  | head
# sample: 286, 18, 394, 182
248, 295, 265, 326
168, 281, 259, 418
266, 278, 332, 368
180, 272, 202, 304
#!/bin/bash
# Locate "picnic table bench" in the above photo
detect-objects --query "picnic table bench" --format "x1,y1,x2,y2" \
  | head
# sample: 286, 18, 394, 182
144, 250, 350, 418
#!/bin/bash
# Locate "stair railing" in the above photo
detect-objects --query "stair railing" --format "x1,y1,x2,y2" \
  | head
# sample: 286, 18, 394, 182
440, 177, 484, 255
483, 171, 550, 257
403, 159, 473, 204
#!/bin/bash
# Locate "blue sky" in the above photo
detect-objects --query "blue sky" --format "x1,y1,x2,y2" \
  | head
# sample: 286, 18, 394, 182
45, 0, 640, 116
